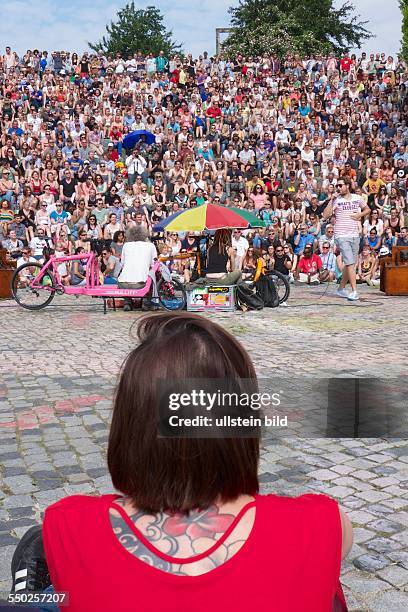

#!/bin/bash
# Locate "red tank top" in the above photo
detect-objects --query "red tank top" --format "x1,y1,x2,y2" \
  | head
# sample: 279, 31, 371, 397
42, 493, 346, 612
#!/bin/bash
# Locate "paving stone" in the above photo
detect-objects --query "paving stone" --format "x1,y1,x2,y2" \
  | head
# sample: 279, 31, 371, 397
32, 488, 66, 502
258, 472, 280, 483
0, 545, 17, 587
341, 497, 367, 510
0, 533, 18, 546
352, 528, 377, 544
348, 509, 377, 524
30, 471, 61, 480
3, 476, 37, 494
366, 537, 403, 554
57, 465, 86, 476
2, 467, 28, 478
67, 473, 92, 484
3, 494, 33, 509
0, 452, 20, 462
341, 574, 392, 595
353, 553, 390, 572
1, 459, 25, 469
7, 507, 34, 519
367, 518, 405, 534
377, 565, 408, 588
86, 468, 109, 479
369, 476, 400, 488
309, 469, 337, 481
355, 490, 391, 503
324, 485, 356, 499
63, 484, 94, 496
382, 498, 407, 511
331, 465, 355, 476
388, 551, 408, 569
386, 447, 408, 458
367, 589, 408, 611
391, 530, 408, 547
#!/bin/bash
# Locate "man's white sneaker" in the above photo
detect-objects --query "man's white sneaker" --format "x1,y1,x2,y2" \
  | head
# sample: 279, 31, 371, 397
336, 288, 349, 298
347, 291, 360, 301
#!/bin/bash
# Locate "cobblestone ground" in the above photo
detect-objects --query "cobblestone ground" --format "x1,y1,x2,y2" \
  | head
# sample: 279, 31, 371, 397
0, 285, 407, 610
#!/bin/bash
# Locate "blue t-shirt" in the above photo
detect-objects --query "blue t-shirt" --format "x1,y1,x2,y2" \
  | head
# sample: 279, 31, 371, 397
8, 127, 23, 136
294, 233, 315, 255
50, 210, 69, 224
68, 157, 84, 173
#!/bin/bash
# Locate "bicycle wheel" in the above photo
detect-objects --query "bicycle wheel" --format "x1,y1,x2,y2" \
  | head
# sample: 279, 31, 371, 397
11, 263, 56, 310
265, 269, 290, 304
157, 278, 186, 311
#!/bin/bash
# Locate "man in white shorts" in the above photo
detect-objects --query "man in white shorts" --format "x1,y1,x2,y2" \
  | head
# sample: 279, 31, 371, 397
323, 177, 370, 301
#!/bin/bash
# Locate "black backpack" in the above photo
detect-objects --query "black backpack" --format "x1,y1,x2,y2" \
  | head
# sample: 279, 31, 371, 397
255, 275, 280, 308
236, 282, 264, 311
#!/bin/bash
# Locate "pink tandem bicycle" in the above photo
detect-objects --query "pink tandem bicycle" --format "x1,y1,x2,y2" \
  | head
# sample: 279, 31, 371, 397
11, 249, 187, 313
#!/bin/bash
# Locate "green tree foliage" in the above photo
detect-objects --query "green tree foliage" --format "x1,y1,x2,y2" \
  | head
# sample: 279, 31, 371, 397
224, 0, 373, 57
89, 3, 182, 58
401, 1, 408, 61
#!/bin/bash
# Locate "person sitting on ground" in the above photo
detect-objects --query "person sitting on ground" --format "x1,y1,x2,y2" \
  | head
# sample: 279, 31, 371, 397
117, 225, 158, 311
365, 227, 382, 252
273, 244, 292, 277
10, 313, 352, 611
356, 244, 379, 286
295, 244, 322, 284
203, 229, 242, 285
241, 245, 261, 278
319, 241, 337, 282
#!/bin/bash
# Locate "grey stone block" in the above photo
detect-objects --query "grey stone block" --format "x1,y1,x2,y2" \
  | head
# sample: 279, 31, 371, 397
353, 553, 390, 572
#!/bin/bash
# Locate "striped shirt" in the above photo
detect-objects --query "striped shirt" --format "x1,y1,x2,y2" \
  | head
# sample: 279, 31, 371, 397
332, 195, 364, 237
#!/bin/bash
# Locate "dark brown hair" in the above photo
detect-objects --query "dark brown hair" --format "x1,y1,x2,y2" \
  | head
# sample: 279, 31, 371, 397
108, 312, 259, 513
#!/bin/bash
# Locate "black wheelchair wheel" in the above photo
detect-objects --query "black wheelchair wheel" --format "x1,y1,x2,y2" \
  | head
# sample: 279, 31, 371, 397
157, 278, 187, 310
264, 269, 290, 304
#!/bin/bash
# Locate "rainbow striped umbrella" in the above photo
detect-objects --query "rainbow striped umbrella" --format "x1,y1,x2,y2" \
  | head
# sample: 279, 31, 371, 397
153, 204, 266, 232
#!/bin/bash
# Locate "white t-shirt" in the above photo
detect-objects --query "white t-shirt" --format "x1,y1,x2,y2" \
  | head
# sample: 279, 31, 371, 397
29, 237, 48, 257
232, 235, 249, 258
118, 241, 157, 284
363, 219, 384, 236
333, 195, 365, 238
16, 256, 36, 269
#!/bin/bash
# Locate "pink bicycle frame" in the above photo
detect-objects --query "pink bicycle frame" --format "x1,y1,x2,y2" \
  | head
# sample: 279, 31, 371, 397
30, 251, 160, 298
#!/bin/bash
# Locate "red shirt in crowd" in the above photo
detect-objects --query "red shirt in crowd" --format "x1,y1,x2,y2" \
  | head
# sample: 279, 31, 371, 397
206, 105, 222, 119
340, 57, 352, 72
43, 492, 345, 612
298, 253, 322, 275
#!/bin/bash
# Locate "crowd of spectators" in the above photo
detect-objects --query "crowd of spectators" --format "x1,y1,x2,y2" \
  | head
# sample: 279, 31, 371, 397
0, 46, 407, 288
